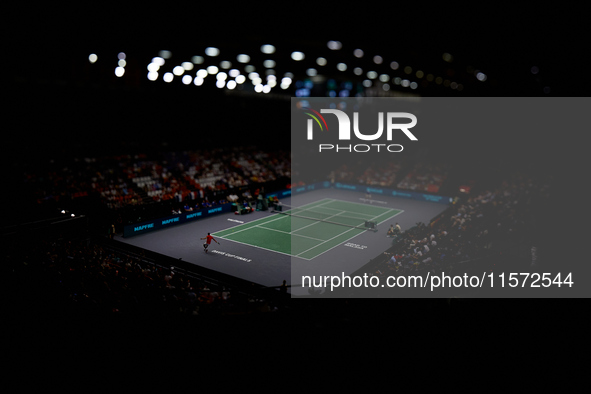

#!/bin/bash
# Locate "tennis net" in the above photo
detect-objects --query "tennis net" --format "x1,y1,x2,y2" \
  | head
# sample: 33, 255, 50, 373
272, 203, 378, 232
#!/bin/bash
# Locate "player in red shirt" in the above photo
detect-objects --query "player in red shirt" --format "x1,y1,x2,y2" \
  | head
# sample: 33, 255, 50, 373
200, 232, 219, 253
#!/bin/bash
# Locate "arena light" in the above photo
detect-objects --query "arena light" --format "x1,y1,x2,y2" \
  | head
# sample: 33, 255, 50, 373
147, 71, 158, 81
115, 67, 125, 77
229, 69, 240, 77
216, 72, 227, 81
182, 75, 192, 85
316, 57, 327, 66
291, 51, 305, 61
379, 74, 389, 82
173, 66, 185, 76
373, 55, 383, 64
390, 61, 399, 70
353, 49, 364, 58
207, 65, 219, 74
152, 57, 165, 66
353, 67, 363, 75
306, 68, 317, 76
147, 63, 159, 72
220, 61, 232, 69
235, 75, 246, 84
118, 52, 126, 60
191, 55, 204, 64
118, 59, 126, 67
163, 72, 173, 82
226, 80, 237, 89
182, 62, 194, 71
367, 71, 377, 79
327, 40, 342, 50
244, 65, 255, 73
88, 53, 98, 63
263, 59, 276, 68
159, 50, 172, 59
216, 79, 225, 88
476, 72, 487, 81
254, 84, 263, 92
237, 54, 250, 63
194, 76, 204, 86
262, 85, 271, 93
442, 52, 453, 63
337, 63, 347, 71
205, 47, 220, 56
261, 44, 275, 54
281, 78, 292, 89
196, 69, 208, 78
248, 72, 259, 80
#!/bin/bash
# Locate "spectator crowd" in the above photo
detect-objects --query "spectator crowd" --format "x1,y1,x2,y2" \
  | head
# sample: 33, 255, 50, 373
6, 237, 287, 319
371, 172, 552, 284
21, 146, 291, 226
326, 157, 450, 193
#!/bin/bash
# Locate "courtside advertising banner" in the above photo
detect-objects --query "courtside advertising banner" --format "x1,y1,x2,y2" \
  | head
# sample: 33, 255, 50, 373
290, 97, 588, 298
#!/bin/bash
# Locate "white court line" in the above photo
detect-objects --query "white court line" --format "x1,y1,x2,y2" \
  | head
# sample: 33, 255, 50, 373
214, 235, 312, 261
372, 208, 405, 225
324, 198, 394, 210
215, 197, 404, 260
291, 208, 362, 235
303, 208, 405, 260
214, 198, 333, 238
296, 226, 360, 257
253, 224, 325, 241
293, 205, 377, 218
259, 199, 338, 235
290, 202, 401, 258
294, 207, 393, 258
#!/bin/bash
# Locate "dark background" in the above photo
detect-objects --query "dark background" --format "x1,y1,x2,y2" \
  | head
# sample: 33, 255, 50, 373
3, 3, 589, 368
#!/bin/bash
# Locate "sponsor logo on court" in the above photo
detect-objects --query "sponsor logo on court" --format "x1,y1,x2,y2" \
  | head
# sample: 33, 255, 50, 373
162, 217, 180, 225
134, 223, 154, 232
344, 242, 367, 250
186, 212, 202, 219
210, 249, 252, 262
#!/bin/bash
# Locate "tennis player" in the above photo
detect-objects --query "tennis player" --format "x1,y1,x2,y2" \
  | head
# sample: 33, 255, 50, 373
200, 232, 219, 253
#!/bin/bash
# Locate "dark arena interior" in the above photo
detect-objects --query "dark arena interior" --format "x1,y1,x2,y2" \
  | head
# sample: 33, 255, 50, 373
4, 5, 589, 369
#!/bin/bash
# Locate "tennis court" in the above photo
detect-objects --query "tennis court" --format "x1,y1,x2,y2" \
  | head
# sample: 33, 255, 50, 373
212, 198, 403, 260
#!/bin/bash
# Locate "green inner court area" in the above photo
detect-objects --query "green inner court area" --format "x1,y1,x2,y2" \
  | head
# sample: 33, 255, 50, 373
212, 199, 403, 260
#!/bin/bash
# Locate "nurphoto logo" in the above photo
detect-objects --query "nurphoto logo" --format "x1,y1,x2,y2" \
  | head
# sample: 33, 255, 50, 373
303, 107, 418, 153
